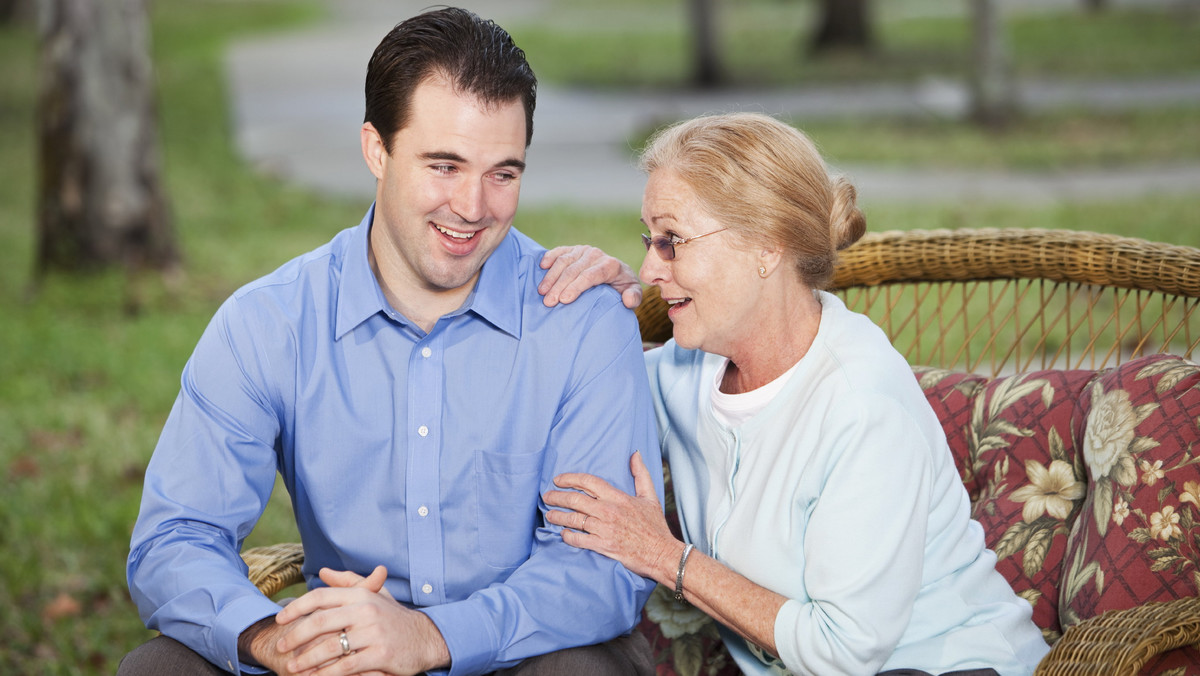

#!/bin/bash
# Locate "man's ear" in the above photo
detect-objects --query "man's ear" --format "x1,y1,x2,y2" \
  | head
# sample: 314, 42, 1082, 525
361, 122, 387, 180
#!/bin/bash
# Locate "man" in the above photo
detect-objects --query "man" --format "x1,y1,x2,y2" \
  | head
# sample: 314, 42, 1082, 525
121, 8, 661, 675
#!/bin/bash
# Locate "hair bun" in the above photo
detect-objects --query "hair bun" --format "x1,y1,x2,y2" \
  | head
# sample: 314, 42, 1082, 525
829, 177, 866, 251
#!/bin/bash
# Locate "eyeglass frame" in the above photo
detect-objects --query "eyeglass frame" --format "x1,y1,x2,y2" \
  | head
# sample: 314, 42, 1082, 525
641, 228, 727, 261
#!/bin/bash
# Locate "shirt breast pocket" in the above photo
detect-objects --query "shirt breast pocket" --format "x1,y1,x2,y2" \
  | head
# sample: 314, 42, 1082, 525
474, 449, 544, 569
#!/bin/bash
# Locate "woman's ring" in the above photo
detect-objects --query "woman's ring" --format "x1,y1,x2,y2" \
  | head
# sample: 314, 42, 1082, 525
581, 515, 590, 532
339, 630, 351, 656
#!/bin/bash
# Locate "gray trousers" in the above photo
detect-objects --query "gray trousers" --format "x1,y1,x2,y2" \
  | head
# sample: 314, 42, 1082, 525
117, 631, 654, 676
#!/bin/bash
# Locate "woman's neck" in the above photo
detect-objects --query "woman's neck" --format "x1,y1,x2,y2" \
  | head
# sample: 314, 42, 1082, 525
719, 286, 822, 395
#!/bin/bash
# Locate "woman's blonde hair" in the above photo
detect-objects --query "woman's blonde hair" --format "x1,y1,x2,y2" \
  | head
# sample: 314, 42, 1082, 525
639, 112, 865, 289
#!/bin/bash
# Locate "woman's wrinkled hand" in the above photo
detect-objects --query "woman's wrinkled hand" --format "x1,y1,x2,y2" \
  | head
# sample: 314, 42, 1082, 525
538, 245, 642, 309
544, 451, 679, 585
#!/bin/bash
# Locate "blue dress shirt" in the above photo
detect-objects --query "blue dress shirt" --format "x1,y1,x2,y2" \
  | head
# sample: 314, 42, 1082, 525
127, 206, 663, 675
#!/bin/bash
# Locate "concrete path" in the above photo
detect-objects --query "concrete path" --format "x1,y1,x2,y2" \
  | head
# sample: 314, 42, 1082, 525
225, 0, 1200, 208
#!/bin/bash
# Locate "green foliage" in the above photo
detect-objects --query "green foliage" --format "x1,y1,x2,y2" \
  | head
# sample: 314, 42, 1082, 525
624, 105, 1200, 173
865, 198, 1200, 251
799, 106, 1200, 171
519, 207, 646, 269
1010, 8, 1200, 78
513, 6, 1200, 88
0, 2, 330, 673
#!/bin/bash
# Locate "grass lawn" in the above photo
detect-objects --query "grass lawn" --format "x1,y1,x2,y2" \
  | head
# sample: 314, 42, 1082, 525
514, 3, 1200, 87
0, 1, 1197, 673
798, 106, 1200, 171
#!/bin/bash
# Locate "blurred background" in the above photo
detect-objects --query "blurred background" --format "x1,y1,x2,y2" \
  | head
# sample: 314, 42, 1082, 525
1, 0, 1197, 672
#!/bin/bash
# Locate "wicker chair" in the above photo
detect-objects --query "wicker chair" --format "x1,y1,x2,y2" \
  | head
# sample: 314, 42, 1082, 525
243, 228, 1200, 676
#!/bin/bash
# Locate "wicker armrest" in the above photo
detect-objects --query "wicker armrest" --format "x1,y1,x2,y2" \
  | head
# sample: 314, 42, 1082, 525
243, 542, 305, 598
1034, 597, 1200, 676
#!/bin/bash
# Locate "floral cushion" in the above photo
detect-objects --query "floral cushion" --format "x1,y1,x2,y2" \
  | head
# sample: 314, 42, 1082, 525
638, 587, 737, 676
911, 368, 990, 497
1059, 354, 1200, 672
916, 366, 1095, 641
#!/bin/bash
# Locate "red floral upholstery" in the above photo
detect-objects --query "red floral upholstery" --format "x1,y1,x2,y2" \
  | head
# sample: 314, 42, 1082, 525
637, 354, 1200, 675
1059, 354, 1200, 674
916, 366, 1095, 641
637, 591, 737, 676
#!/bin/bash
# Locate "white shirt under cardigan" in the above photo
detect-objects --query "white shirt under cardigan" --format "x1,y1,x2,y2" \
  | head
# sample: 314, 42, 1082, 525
645, 292, 1050, 676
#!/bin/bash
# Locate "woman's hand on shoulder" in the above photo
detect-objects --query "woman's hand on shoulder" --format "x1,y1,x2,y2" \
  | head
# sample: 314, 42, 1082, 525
539, 245, 642, 309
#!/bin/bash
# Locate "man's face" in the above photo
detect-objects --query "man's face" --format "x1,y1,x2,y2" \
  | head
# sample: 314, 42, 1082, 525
366, 76, 527, 299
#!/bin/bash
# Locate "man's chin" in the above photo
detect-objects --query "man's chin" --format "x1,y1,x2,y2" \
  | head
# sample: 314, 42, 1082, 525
425, 264, 484, 295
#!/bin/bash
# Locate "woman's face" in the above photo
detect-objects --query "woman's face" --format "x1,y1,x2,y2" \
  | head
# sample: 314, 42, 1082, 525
638, 169, 765, 356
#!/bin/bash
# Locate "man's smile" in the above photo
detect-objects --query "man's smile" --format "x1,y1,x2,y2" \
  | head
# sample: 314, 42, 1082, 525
433, 223, 477, 240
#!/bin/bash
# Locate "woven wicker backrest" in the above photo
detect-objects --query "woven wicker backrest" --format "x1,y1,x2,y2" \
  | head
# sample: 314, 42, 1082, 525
635, 228, 1200, 377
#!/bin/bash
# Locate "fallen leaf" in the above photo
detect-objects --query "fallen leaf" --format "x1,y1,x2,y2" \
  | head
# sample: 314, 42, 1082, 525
42, 592, 82, 621
10, 455, 39, 479
28, 427, 84, 454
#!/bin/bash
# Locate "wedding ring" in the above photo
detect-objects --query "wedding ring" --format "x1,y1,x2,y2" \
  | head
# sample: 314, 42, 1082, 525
581, 515, 590, 532
339, 630, 351, 656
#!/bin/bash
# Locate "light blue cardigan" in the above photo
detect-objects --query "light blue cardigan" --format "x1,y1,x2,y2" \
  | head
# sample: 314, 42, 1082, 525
645, 292, 1050, 675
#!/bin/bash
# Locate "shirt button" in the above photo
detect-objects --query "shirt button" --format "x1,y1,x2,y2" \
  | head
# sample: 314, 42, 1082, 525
418, 425, 429, 437
421, 347, 432, 358
422, 583, 433, 594
418, 505, 429, 517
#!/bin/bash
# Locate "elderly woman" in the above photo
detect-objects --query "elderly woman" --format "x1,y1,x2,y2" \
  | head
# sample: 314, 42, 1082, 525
539, 113, 1050, 676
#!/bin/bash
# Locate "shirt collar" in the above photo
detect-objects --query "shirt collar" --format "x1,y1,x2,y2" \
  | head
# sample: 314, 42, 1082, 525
334, 205, 389, 339
465, 228, 522, 340
334, 204, 523, 340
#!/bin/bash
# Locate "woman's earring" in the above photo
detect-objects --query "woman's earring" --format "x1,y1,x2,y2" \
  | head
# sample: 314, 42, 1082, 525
758, 265, 767, 277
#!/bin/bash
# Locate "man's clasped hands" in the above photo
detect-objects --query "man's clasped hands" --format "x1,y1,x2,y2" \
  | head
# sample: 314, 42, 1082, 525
243, 566, 449, 676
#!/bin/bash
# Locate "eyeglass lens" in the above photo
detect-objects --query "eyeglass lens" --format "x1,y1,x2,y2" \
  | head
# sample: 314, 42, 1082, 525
641, 233, 676, 261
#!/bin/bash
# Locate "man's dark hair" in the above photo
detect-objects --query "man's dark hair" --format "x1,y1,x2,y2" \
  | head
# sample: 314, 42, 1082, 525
364, 7, 537, 151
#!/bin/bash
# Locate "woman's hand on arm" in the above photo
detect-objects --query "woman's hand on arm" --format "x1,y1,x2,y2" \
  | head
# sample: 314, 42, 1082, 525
546, 451, 789, 662
544, 451, 679, 583
538, 245, 642, 309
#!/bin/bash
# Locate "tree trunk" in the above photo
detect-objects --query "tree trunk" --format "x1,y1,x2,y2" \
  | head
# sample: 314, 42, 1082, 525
809, 0, 874, 54
36, 0, 178, 276
0, 0, 33, 25
968, 0, 1017, 128
689, 0, 721, 88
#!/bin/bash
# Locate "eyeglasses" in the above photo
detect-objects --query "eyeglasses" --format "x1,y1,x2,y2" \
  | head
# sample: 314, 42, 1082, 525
641, 228, 727, 261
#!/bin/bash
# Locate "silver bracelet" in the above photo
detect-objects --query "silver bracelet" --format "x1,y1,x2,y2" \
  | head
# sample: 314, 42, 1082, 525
674, 543, 695, 603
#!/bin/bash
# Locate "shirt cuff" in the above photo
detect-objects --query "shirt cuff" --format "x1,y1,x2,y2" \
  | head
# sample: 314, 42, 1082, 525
773, 598, 804, 672
213, 594, 284, 675
420, 600, 500, 676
